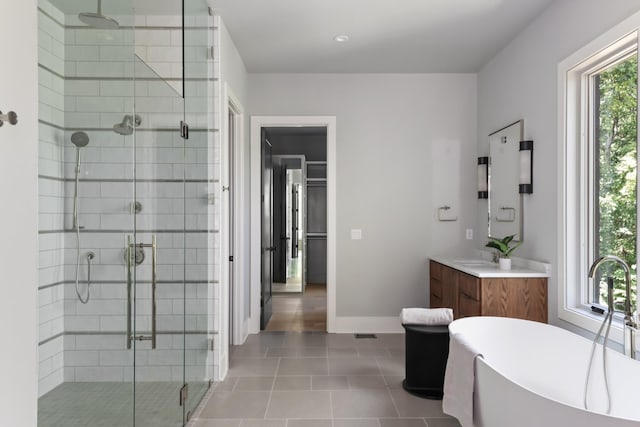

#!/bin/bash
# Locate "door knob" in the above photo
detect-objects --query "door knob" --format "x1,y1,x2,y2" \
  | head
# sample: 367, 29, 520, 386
0, 110, 18, 126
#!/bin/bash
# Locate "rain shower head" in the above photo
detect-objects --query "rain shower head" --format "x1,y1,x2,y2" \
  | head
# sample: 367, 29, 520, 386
71, 131, 90, 147
113, 114, 142, 135
79, 0, 119, 30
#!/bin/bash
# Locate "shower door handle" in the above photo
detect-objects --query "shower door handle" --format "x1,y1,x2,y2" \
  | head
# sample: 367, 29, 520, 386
126, 235, 157, 350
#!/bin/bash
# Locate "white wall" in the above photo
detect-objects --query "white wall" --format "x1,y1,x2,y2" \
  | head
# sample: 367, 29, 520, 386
0, 0, 38, 425
249, 74, 477, 321
476, 0, 640, 330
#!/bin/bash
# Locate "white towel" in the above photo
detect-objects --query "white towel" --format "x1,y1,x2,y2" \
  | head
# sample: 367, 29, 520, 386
400, 308, 453, 326
442, 333, 484, 427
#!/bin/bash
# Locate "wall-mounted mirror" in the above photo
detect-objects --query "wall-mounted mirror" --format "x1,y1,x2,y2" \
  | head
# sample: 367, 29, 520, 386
488, 120, 523, 241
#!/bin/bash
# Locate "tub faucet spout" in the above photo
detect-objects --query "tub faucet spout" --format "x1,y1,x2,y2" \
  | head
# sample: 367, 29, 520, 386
588, 255, 637, 359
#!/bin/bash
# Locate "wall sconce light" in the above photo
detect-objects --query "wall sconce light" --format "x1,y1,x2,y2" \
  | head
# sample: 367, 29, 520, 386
519, 140, 533, 194
477, 156, 489, 199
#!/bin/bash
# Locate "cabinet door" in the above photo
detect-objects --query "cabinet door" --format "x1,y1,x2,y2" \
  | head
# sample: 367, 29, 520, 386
442, 266, 459, 316
459, 293, 481, 317
458, 273, 481, 317
429, 261, 443, 308
481, 278, 548, 323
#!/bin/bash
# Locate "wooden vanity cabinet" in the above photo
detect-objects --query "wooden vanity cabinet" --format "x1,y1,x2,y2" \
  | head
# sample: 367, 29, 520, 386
429, 260, 548, 323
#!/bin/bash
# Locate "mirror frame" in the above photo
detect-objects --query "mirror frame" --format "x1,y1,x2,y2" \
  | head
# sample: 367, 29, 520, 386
487, 120, 524, 242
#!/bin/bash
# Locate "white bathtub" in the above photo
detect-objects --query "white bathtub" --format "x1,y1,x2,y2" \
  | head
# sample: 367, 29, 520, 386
447, 316, 640, 427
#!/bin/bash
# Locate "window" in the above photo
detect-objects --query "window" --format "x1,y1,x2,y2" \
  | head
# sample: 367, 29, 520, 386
589, 52, 638, 309
559, 28, 640, 336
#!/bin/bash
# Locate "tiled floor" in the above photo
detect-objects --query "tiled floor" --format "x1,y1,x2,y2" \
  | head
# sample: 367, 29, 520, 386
190, 332, 461, 427
265, 284, 327, 332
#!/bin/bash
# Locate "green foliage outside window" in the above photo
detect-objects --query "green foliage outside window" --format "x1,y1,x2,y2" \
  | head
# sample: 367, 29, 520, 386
596, 54, 638, 309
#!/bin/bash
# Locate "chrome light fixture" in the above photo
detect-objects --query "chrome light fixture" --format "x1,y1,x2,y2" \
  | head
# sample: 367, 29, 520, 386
477, 156, 489, 199
519, 140, 533, 194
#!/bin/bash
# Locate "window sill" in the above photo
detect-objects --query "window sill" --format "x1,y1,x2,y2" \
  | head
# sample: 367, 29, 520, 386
558, 304, 625, 344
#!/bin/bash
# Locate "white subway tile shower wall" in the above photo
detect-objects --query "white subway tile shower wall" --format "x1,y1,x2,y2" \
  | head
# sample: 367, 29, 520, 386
38, 4, 220, 394
38, 1, 66, 397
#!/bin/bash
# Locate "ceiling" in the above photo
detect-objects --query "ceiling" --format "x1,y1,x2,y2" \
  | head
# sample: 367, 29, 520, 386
211, 0, 555, 73
49, 0, 555, 73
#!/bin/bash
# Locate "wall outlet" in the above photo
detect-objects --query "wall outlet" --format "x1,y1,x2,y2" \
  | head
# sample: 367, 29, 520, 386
351, 229, 362, 240
465, 229, 473, 240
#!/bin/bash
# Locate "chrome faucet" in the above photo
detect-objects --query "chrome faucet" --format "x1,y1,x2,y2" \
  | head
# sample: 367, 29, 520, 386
588, 255, 637, 359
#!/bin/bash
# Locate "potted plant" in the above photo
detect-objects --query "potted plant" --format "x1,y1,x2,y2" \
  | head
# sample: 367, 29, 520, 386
486, 234, 522, 270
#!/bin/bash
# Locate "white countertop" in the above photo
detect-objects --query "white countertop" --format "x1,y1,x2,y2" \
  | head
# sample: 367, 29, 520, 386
431, 255, 549, 278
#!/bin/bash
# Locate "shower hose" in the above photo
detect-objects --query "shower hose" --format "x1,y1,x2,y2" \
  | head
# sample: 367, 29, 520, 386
583, 276, 614, 414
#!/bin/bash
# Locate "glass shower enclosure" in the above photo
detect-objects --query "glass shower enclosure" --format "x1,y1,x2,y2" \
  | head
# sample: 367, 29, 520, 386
36, 1, 215, 425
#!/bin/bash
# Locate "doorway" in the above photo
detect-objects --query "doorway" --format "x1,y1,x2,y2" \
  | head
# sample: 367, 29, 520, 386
250, 116, 337, 333
259, 126, 328, 332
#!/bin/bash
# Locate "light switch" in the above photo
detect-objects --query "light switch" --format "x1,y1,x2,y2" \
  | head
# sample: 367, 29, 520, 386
351, 229, 362, 240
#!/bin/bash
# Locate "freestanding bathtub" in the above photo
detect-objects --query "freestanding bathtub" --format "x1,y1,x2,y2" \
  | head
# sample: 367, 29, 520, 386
446, 316, 640, 427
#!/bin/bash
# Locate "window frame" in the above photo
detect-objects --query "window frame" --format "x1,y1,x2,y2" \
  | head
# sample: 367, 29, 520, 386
558, 24, 640, 342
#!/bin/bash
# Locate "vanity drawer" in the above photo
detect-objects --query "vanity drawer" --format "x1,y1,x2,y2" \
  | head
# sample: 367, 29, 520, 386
430, 260, 443, 281
459, 293, 481, 317
430, 280, 443, 300
459, 273, 480, 301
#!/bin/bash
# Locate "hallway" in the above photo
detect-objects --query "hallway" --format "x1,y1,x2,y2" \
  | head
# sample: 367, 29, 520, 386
191, 332, 460, 427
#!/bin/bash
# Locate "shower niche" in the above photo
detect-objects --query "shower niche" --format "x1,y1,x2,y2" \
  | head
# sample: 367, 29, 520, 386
36, 1, 218, 426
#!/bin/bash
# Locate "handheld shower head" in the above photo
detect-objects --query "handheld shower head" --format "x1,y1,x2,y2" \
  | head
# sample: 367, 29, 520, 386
113, 114, 142, 135
79, 0, 119, 29
71, 131, 90, 147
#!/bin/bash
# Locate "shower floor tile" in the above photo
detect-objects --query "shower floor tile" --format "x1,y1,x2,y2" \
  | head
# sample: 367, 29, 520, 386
38, 381, 208, 427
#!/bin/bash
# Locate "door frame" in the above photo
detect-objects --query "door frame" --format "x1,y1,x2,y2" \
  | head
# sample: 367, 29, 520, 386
250, 116, 337, 333
221, 83, 247, 355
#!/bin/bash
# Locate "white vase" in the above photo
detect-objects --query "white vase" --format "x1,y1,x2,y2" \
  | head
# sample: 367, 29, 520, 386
499, 258, 511, 270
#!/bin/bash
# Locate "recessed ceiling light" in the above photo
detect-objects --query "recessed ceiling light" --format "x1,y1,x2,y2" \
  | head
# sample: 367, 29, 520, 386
333, 35, 349, 43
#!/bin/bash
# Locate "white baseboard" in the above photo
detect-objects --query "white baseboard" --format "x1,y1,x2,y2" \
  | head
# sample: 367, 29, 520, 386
331, 316, 404, 334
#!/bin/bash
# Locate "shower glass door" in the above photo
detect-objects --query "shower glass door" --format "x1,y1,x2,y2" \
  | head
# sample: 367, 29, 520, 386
183, 0, 215, 419
131, 57, 185, 427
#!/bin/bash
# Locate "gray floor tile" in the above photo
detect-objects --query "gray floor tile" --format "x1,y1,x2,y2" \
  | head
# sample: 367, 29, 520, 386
331, 389, 398, 418
199, 391, 271, 419
388, 389, 446, 418
277, 358, 328, 375
299, 347, 328, 357
266, 391, 332, 419
311, 375, 349, 390
273, 376, 311, 390
192, 419, 242, 427
384, 376, 405, 389
327, 334, 360, 348
244, 333, 287, 348
266, 347, 299, 357
287, 420, 333, 427
329, 357, 382, 376
357, 348, 392, 357
228, 358, 280, 377
347, 376, 387, 389
333, 420, 381, 427
328, 348, 358, 358
284, 333, 329, 348
424, 419, 461, 427
234, 377, 275, 391
231, 345, 269, 358
375, 356, 405, 376
240, 420, 287, 427
215, 377, 239, 392
379, 419, 427, 427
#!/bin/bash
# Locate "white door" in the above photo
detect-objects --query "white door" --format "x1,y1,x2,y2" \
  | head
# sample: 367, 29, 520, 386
0, 3, 39, 426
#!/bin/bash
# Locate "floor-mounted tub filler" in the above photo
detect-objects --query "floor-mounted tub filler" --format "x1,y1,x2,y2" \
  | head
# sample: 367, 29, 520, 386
444, 316, 640, 427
